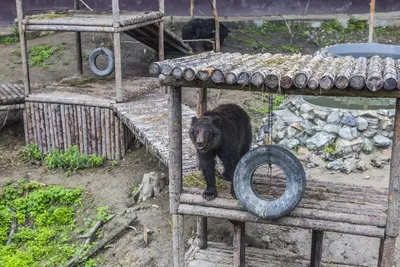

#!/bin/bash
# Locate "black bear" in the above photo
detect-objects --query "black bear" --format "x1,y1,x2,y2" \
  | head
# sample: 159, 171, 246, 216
181, 18, 230, 51
189, 104, 252, 200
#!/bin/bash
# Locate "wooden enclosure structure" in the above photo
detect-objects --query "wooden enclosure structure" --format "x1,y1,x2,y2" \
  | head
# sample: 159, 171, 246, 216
151, 52, 400, 267
14, 0, 190, 103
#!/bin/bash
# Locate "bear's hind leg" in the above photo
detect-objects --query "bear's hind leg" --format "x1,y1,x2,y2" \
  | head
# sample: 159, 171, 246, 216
198, 152, 218, 200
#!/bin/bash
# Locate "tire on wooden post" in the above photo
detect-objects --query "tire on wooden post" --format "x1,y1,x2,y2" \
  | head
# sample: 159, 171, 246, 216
233, 145, 307, 219
89, 47, 115, 77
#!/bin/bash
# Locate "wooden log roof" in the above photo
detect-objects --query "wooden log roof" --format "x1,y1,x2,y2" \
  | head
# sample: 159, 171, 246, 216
149, 51, 400, 98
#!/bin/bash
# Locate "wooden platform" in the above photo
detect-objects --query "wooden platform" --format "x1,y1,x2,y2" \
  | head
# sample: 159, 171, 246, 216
22, 11, 163, 32
180, 170, 388, 239
21, 10, 191, 54
0, 83, 25, 105
115, 91, 198, 174
152, 52, 400, 98
186, 242, 369, 267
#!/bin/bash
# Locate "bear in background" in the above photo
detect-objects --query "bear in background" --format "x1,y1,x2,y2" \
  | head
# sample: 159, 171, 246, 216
181, 18, 230, 51
189, 104, 252, 200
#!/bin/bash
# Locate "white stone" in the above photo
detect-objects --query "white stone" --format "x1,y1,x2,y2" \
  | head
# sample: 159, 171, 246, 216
306, 132, 336, 150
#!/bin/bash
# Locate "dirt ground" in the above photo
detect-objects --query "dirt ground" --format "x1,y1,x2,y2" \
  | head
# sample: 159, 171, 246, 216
1, 29, 400, 267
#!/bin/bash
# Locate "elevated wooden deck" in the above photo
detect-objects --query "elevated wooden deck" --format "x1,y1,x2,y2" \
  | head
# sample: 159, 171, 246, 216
186, 242, 369, 267
21, 10, 191, 54
115, 91, 198, 175
0, 83, 25, 105
22, 11, 163, 32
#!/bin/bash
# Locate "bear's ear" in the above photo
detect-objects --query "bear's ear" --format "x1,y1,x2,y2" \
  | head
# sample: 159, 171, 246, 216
191, 116, 198, 125
212, 116, 221, 127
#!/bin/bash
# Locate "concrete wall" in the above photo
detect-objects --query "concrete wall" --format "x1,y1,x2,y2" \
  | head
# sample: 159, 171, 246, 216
2, 0, 400, 26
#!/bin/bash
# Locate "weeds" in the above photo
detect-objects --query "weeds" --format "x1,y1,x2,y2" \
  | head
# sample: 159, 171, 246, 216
28, 45, 63, 68
280, 44, 301, 53
0, 27, 19, 45
323, 143, 336, 154
0, 179, 104, 267
22, 144, 104, 175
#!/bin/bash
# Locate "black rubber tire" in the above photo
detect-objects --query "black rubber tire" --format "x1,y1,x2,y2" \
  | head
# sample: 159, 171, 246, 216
88, 47, 115, 77
233, 145, 306, 219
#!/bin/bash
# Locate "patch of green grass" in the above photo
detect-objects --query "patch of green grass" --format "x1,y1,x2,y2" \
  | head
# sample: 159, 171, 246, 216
0, 179, 105, 267
279, 44, 301, 53
0, 27, 19, 45
323, 143, 336, 154
320, 19, 345, 34
82, 52, 89, 62
22, 144, 104, 175
28, 45, 63, 68
346, 17, 367, 33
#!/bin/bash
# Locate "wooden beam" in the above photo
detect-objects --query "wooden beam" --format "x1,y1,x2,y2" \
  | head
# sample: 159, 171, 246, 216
368, 0, 376, 43
159, 75, 400, 99
15, 0, 30, 96
190, 0, 195, 18
74, 0, 83, 75
114, 32, 123, 103
310, 230, 324, 267
232, 221, 245, 267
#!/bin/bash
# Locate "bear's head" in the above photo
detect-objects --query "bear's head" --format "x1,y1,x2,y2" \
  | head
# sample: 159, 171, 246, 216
189, 115, 222, 153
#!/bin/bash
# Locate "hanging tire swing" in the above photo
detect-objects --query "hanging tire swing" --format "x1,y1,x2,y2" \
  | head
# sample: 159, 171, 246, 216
88, 47, 115, 77
233, 144, 307, 220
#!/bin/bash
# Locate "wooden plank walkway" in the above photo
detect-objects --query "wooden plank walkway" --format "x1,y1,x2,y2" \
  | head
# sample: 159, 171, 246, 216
115, 92, 198, 174
0, 83, 25, 105
186, 242, 370, 267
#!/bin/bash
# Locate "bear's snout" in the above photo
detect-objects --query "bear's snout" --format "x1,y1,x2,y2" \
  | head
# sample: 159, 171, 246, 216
196, 141, 205, 148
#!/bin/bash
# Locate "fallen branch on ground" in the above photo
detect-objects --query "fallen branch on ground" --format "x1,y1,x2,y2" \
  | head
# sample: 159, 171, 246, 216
6, 207, 16, 246
65, 214, 138, 267
76, 220, 103, 245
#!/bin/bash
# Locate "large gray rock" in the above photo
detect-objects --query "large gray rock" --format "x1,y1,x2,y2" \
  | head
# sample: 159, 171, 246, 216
327, 111, 341, 124
341, 112, 357, 127
273, 110, 303, 125
279, 139, 300, 149
314, 118, 326, 132
301, 120, 316, 135
287, 124, 300, 138
300, 103, 315, 120
312, 109, 329, 120
335, 138, 364, 156
271, 117, 286, 132
373, 135, 392, 148
338, 126, 358, 141
306, 132, 336, 150
323, 124, 339, 134
357, 117, 368, 131
272, 128, 286, 142
340, 158, 357, 174
363, 126, 378, 138
326, 159, 343, 170
380, 118, 394, 131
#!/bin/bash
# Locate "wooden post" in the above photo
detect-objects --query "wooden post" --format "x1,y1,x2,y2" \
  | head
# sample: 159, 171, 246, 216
159, 0, 167, 94
378, 98, 400, 267
209, 0, 220, 52
233, 221, 245, 267
114, 32, 123, 102
112, 0, 123, 102
15, 0, 31, 96
168, 86, 184, 267
368, 0, 376, 43
310, 230, 324, 267
190, 0, 195, 18
195, 87, 208, 249
74, 0, 83, 75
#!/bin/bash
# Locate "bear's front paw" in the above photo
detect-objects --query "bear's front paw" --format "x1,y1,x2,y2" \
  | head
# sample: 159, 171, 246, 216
202, 188, 217, 201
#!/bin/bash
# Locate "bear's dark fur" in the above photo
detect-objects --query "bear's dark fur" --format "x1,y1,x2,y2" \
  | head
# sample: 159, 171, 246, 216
189, 104, 252, 200
181, 18, 230, 51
